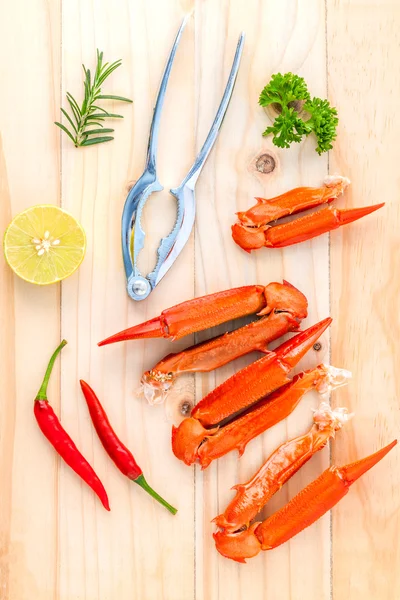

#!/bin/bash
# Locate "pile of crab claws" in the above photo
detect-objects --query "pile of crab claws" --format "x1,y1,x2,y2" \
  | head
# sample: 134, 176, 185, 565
190, 317, 332, 429
171, 319, 333, 469
96, 278, 396, 563
102, 281, 309, 407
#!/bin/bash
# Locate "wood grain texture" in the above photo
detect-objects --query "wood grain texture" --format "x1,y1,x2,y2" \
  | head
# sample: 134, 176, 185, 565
328, 1, 400, 598
0, 136, 16, 600
193, 2, 333, 598
0, 0, 398, 599
0, 1, 61, 599
60, 2, 195, 600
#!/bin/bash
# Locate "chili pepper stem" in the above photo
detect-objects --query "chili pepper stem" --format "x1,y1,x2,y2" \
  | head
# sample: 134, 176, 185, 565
36, 340, 67, 401
133, 474, 177, 515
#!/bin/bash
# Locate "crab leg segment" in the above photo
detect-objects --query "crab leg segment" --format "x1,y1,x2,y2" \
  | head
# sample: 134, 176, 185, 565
172, 363, 349, 468
257, 439, 397, 550
263, 203, 385, 249
141, 311, 301, 404
214, 440, 397, 562
191, 317, 332, 427
213, 401, 351, 532
237, 176, 350, 227
196, 364, 350, 469
232, 204, 385, 252
98, 281, 307, 346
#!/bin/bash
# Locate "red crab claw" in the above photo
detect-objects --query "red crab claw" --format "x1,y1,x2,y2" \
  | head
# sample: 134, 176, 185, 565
171, 320, 332, 468
256, 439, 397, 550
231, 175, 383, 251
197, 364, 350, 471
98, 281, 307, 346
213, 399, 352, 530
263, 204, 385, 249
191, 317, 332, 427
140, 311, 301, 404
233, 204, 385, 251
237, 176, 350, 227
214, 440, 396, 562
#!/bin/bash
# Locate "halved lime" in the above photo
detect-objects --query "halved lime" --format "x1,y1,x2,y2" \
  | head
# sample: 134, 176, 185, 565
3, 205, 86, 285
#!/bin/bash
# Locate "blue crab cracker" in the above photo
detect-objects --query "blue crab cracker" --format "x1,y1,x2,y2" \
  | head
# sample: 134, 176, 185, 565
121, 16, 245, 301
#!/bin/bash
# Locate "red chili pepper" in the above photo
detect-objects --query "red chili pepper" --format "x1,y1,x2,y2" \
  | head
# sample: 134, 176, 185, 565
34, 341, 110, 511
80, 380, 177, 515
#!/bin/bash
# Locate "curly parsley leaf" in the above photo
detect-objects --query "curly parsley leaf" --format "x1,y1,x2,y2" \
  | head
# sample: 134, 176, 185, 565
304, 97, 339, 155
259, 73, 338, 154
263, 107, 311, 148
259, 72, 310, 109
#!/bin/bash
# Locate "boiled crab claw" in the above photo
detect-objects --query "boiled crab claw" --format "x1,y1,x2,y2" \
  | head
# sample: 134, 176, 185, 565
172, 318, 334, 466
98, 280, 307, 346
191, 317, 331, 427
231, 175, 384, 251
214, 438, 397, 562
138, 282, 307, 403
140, 311, 300, 403
213, 401, 352, 533
196, 364, 351, 469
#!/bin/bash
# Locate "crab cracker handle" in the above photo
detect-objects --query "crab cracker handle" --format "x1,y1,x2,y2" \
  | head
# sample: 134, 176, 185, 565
121, 16, 189, 301
122, 18, 244, 302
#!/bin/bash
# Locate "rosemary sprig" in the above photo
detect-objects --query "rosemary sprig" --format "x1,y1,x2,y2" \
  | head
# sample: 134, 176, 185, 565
55, 50, 132, 148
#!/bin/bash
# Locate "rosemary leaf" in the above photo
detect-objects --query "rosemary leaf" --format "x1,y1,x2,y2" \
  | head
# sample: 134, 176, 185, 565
97, 94, 133, 103
95, 51, 103, 79
66, 94, 81, 125
84, 121, 105, 128
82, 69, 91, 113
90, 105, 110, 114
55, 122, 77, 145
88, 113, 123, 119
81, 136, 114, 146
60, 108, 78, 133
98, 62, 122, 85
84, 128, 114, 135
66, 92, 81, 115
100, 61, 109, 74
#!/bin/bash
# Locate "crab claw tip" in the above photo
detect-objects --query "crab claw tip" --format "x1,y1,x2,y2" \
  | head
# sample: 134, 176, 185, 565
337, 203, 385, 226
341, 439, 397, 485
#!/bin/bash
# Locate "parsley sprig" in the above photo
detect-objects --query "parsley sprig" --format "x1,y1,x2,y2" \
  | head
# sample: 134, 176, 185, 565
259, 73, 338, 155
55, 50, 132, 148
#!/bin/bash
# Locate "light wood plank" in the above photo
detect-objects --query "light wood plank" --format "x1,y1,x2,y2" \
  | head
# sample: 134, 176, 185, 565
328, 1, 400, 599
1, 1, 399, 598
194, 1, 331, 599
60, 1, 195, 599
0, 1, 61, 598
0, 136, 16, 600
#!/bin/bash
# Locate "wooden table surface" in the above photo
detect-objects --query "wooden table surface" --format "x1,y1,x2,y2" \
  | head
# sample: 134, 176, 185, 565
1, 1, 400, 599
